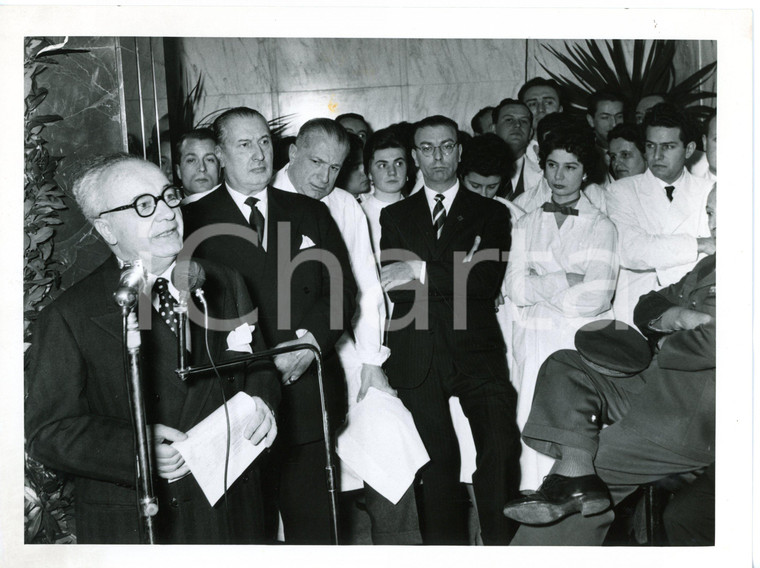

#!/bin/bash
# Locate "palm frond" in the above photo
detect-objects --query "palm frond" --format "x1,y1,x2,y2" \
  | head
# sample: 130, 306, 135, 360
541, 39, 715, 115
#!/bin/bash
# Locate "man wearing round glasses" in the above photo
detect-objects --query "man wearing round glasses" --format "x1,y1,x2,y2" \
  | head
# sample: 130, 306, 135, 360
378, 115, 519, 545
26, 154, 280, 543
91, 163, 184, 276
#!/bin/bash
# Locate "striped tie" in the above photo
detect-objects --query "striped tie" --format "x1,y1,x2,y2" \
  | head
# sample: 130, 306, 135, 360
432, 194, 446, 239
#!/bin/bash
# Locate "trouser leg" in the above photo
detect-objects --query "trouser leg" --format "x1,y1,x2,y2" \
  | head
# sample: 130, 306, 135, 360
521, 350, 637, 459
511, 421, 711, 546
458, 378, 521, 545
662, 463, 715, 546
397, 375, 469, 545
278, 439, 335, 544
364, 483, 422, 545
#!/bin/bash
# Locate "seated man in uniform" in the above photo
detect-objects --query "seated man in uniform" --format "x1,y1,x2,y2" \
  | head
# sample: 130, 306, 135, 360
504, 186, 716, 546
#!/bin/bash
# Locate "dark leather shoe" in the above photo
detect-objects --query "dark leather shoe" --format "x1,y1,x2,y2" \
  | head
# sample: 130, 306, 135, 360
503, 474, 611, 525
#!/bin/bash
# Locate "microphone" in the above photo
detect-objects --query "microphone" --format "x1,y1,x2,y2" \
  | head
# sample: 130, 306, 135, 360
171, 260, 206, 378
114, 260, 146, 310
171, 259, 207, 307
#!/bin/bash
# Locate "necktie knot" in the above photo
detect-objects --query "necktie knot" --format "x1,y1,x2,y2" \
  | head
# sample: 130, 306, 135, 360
664, 185, 675, 202
432, 193, 446, 239
245, 196, 265, 244
153, 277, 178, 335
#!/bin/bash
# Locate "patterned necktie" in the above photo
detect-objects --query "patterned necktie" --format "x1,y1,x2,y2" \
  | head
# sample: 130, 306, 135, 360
541, 201, 579, 216
244, 196, 266, 244
432, 194, 446, 239
153, 277, 178, 336
664, 185, 675, 202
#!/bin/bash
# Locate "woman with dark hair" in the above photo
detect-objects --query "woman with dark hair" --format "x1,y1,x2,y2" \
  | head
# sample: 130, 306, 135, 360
514, 119, 608, 214
359, 127, 412, 261
336, 132, 371, 197
504, 124, 620, 491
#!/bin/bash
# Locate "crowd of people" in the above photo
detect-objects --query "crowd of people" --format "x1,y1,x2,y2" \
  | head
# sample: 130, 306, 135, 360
25, 76, 716, 546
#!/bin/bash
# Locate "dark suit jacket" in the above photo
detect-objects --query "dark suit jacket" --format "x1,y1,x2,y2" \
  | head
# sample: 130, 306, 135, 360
183, 184, 357, 444
379, 188, 511, 389
629, 253, 716, 463
25, 256, 280, 544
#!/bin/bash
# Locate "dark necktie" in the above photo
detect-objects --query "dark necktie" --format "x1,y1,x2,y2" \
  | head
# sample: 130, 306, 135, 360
504, 177, 514, 199
664, 185, 675, 202
542, 201, 579, 216
432, 194, 446, 239
153, 277, 178, 336
244, 196, 266, 244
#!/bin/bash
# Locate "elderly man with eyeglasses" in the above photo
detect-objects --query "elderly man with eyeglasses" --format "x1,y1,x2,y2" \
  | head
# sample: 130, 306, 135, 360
378, 115, 521, 545
25, 154, 280, 544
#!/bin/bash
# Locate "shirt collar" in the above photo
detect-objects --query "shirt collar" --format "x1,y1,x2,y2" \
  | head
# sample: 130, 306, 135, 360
651, 167, 686, 189
423, 179, 459, 214
227, 183, 268, 216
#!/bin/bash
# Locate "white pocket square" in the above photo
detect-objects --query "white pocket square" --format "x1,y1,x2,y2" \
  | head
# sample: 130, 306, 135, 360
226, 323, 256, 354
300, 235, 316, 250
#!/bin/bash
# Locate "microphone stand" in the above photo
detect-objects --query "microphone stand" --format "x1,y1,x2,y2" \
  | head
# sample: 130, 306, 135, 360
178, 343, 340, 545
121, 304, 159, 544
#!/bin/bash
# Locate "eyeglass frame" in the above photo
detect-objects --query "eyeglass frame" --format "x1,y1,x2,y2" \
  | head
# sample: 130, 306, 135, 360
97, 185, 183, 218
414, 141, 459, 157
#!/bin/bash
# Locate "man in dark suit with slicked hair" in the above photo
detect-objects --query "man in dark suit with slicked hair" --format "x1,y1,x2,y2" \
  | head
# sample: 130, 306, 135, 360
182, 107, 357, 544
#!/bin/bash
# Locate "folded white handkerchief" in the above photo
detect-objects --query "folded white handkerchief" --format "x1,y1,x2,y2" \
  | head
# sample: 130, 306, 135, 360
449, 396, 477, 484
300, 235, 316, 250
226, 323, 256, 354
335, 388, 430, 504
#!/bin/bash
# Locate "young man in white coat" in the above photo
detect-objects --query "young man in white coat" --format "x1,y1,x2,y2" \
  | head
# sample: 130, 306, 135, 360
606, 102, 714, 326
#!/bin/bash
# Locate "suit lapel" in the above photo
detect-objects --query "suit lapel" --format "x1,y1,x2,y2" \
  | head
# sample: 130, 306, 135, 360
89, 257, 131, 343
405, 191, 436, 259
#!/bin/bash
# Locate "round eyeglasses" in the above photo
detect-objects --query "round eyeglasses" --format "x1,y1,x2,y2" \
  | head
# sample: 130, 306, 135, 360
98, 186, 183, 218
415, 141, 458, 157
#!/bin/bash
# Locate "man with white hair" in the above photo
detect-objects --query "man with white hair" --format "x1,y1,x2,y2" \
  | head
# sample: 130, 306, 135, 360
26, 154, 279, 544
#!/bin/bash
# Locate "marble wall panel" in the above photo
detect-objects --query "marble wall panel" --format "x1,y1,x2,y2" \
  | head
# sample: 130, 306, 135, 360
406, 39, 526, 86
277, 86, 405, 136
179, 37, 273, 97
407, 81, 518, 133
32, 36, 123, 290
192, 93, 274, 127
273, 38, 402, 92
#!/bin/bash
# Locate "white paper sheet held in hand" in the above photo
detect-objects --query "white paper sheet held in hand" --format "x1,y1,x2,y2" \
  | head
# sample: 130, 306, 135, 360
170, 392, 266, 506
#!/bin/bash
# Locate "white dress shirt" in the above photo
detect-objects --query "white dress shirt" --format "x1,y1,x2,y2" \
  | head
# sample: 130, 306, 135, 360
181, 183, 221, 205
226, 184, 269, 250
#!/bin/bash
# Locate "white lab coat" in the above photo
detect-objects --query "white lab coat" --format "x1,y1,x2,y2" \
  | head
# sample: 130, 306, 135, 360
514, 178, 609, 216
606, 167, 712, 326
504, 192, 619, 490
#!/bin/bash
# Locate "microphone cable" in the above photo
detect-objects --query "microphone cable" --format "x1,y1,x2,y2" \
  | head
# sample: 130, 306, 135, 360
196, 290, 234, 541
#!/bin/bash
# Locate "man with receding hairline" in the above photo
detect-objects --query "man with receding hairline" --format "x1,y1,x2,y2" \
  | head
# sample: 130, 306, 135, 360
183, 107, 357, 544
